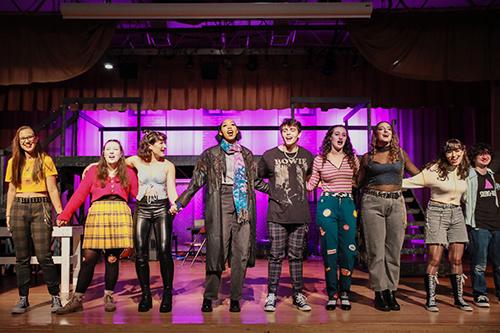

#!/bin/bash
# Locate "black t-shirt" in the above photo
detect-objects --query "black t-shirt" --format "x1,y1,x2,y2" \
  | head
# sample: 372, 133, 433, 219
258, 146, 314, 224
474, 171, 500, 230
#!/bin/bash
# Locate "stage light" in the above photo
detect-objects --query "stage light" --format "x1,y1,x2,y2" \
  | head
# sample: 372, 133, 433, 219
103, 62, 114, 70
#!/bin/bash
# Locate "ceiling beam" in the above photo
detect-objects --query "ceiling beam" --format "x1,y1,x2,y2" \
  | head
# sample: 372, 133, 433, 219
61, 3, 373, 20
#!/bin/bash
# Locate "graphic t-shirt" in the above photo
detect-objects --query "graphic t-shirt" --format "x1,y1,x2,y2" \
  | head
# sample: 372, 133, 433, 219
258, 146, 314, 224
475, 171, 500, 230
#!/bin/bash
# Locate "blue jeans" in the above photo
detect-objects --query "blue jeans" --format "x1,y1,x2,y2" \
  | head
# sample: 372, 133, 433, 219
469, 228, 500, 297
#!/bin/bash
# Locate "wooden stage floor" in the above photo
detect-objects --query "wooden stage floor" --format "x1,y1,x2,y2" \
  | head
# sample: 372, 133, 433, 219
1, 258, 499, 333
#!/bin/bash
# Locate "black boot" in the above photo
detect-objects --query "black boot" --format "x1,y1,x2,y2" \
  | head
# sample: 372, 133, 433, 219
229, 299, 241, 312
201, 298, 212, 312
159, 290, 172, 313
383, 289, 400, 311
449, 274, 473, 312
424, 274, 439, 312
374, 291, 390, 311
138, 292, 152, 312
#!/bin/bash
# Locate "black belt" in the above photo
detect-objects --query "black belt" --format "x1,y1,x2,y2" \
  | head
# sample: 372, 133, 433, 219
15, 196, 50, 203
364, 189, 402, 199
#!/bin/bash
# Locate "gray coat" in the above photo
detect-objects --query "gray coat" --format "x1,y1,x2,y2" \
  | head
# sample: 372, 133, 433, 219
178, 144, 269, 271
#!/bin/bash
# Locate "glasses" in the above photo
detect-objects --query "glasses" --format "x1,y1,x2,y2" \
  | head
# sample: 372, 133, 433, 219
19, 135, 35, 142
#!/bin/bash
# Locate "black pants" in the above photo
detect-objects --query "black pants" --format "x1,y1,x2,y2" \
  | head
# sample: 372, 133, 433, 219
134, 199, 174, 294
75, 248, 123, 293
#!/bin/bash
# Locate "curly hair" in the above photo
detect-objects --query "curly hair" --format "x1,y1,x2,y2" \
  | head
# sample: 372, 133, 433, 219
96, 139, 129, 188
138, 130, 167, 162
10, 126, 46, 188
369, 121, 401, 162
425, 139, 469, 180
468, 142, 494, 168
320, 125, 358, 173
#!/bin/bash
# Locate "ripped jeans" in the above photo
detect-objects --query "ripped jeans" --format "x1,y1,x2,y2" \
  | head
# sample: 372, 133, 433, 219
469, 228, 500, 298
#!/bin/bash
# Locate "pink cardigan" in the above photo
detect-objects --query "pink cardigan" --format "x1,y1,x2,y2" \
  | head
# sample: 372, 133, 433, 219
59, 165, 138, 221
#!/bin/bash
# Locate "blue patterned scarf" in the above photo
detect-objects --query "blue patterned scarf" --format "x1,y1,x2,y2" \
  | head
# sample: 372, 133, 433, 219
220, 139, 249, 223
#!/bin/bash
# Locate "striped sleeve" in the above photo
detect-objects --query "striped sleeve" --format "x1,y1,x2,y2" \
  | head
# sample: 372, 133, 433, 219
306, 155, 322, 191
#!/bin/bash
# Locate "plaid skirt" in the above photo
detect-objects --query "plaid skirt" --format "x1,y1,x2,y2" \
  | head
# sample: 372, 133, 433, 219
83, 200, 133, 249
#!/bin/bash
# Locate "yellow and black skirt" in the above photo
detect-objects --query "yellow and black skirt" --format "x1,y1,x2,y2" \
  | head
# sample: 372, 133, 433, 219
83, 200, 133, 249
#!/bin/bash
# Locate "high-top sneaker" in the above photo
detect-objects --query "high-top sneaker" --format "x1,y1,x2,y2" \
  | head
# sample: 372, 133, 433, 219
449, 274, 473, 312
50, 295, 63, 313
293, 293, 312, 312
11, 296, 29, 314
339, 291, 351, 311
264, 293, 277, 312
424, 274, 439, 312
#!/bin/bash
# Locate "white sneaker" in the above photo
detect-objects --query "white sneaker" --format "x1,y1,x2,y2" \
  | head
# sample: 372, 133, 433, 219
474, 295, 490, 308
264, 293, 277, 312
293, 293, 312, 312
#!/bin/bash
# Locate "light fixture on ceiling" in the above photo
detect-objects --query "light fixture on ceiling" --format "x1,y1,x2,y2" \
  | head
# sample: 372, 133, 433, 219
61, 3, 372, 19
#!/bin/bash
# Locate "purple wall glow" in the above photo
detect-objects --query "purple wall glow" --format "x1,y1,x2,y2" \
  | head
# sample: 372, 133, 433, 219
74, 107, 409, 248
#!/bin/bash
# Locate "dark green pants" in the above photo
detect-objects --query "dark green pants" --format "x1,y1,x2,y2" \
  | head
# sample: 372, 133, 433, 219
316, 195, 357, 299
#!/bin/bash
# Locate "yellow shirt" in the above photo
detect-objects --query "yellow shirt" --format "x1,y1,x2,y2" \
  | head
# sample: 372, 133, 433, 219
402, 164, 467, 206
5, 155, 58, 193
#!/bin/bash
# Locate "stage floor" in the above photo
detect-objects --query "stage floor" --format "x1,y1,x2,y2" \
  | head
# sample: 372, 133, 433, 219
1, 258, 499, 333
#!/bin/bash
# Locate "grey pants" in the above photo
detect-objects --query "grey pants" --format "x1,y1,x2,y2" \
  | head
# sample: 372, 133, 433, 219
204, 185, 251, 301
361, 193, 406, 292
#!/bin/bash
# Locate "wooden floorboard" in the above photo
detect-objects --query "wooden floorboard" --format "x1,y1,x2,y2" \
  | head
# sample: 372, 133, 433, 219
1, 258, 499, 332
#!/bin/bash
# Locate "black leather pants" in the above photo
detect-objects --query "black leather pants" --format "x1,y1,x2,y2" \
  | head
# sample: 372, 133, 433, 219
134, 199, 174, 294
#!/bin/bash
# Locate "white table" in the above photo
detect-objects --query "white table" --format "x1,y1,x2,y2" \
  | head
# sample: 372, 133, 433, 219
0, 226, 83, 294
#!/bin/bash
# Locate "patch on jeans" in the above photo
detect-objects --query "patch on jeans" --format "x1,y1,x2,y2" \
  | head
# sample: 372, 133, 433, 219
340, 268, 351, 276
353, 210, 358, 218
343, 224, 350, 231
327, 249, 337, 255
325, 266, 331, 272
319, 227, 326, 236
348, 244, 356, 252
323, 209, 332, 217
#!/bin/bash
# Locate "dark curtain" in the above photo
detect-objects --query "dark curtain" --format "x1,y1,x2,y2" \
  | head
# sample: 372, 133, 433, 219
0, 54, 490, 113
0, 16, 115, 86
347, 11, 500, 82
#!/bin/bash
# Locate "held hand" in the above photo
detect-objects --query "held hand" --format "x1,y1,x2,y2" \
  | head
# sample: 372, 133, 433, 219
56, 219, 68, 226
168, 205, 179, 215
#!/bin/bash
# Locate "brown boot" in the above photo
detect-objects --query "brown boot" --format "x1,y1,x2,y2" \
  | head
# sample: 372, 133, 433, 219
104, 294, 116, 312
56, 294, 83, 315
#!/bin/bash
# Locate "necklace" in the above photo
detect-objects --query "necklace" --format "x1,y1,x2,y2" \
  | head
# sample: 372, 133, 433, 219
283, 149, 298, 160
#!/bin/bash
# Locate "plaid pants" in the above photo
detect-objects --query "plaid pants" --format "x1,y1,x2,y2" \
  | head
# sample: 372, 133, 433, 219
10, 199, 60, 296
267, 221, 307, 295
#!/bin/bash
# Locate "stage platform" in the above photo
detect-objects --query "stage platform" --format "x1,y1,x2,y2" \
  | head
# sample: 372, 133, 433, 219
0, 258, 499, 333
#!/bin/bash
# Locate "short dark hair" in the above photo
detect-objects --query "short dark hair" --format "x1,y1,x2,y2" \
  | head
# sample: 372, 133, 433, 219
279, 118, 302, 133
468, 142, 494, 167
215, 121, 242, 143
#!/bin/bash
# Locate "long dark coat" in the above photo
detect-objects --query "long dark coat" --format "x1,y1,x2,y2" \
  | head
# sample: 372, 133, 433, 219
178, 144, 269, 272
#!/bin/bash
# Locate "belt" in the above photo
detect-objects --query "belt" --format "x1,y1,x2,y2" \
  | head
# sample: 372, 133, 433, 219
322, 192, 352, 199
15, 196, 50, 203
364, 189, 402, 199
428, 201, 460, 209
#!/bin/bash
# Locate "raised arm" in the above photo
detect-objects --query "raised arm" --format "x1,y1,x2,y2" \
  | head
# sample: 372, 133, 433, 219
402, 150, 420, 176
176, 152, 209, 209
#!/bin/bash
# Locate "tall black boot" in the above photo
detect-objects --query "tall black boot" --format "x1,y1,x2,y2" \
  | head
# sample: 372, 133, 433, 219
159, 289, 172, 313
383, 289, 400, 311
374, 291, 390, 311
449, 274, 473, 312
136, 262, 152, 312
424, 274, 439, 312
